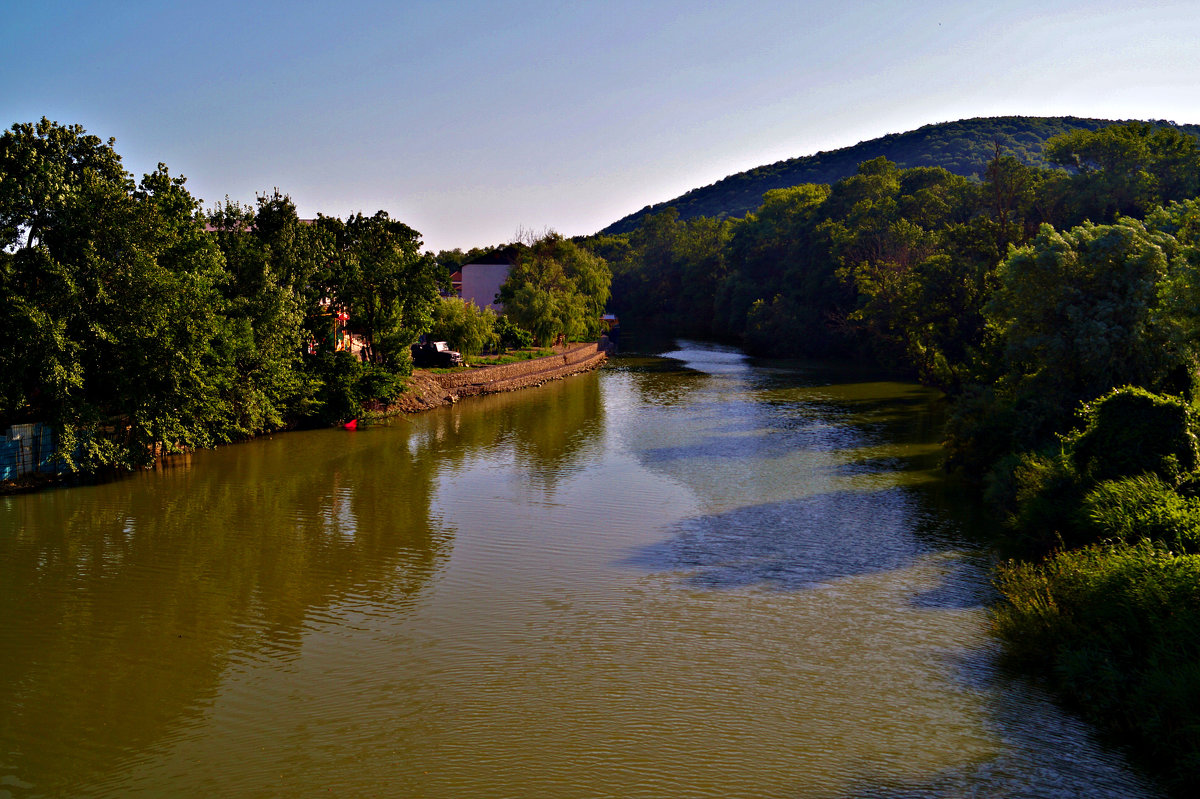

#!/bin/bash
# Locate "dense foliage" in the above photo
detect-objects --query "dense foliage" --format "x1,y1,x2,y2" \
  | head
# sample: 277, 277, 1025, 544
1, 121, 240, 468
993, 541, 1200, 788
594, 121, 1200, 395
592, 209, 734, 342
0, 120, 448, 465
427, 296, 498, 356
498, 233, 612, 346
0, 118, 617, 470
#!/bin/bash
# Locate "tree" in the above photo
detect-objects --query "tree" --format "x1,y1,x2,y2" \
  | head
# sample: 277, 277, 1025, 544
319, 211, 443, 368
0, 120, 236, 468
499, 233, 611, 346
720, 183, 839, 349
606, 209, 685, 333
207, 192, 324, 430
826, 161, 983, 384
986, 220, 1187, 432
428, 296, 497, 356
0, 118, 129, 252
983, 145, 1043, 259
1043, 122, 1200, 223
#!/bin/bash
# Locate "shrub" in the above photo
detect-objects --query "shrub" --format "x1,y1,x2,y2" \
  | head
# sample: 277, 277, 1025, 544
946, 385, 1075, 477
1069, 386, 1198, 483
427, 296, 498, 356
495, 315, 533, 351
993, 541, 1200, 792
306, 350, 403, 425
985, 387, 1200, 556
986, 449, 1086, 554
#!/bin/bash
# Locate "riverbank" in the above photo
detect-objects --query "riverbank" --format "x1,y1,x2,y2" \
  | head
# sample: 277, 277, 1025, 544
979, 387, 1200, 795
1, 343, 609, 492
383, 341, 609, 413
993, 539, 1200, 794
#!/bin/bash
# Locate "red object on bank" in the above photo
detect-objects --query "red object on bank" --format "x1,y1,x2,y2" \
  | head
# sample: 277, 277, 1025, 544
343, 419, 358, 430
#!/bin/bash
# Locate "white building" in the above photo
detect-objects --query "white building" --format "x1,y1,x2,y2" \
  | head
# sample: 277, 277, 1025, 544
460, 261, 512, 312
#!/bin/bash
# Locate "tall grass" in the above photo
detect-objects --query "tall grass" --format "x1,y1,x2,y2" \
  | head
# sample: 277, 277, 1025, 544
994, 541, 1200, 791
1084, 474, 1200, 552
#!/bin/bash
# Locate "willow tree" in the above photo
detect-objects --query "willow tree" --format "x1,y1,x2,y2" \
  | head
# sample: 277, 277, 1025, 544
498, 233, 611, 346
428, 296, 497, 356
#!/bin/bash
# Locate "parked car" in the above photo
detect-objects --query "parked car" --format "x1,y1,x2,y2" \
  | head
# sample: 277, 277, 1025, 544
411, 340, 464, 368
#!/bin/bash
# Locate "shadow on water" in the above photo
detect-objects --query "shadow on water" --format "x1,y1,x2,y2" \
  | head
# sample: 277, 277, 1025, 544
611, 341, 1165, 797
616, 346, 947, 466
633, 410, 944, 471
620, 489, 959, 592
605, 354, 710, 408
620, 480, 997, 606
834, 641, 1168, 799
618, 340, 1009, 608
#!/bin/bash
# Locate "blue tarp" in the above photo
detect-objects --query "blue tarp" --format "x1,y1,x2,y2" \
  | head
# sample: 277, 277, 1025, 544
0, 423, 58, 480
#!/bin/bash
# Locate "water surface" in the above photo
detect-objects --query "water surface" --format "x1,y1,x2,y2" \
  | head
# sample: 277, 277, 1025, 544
0, 342, 1161, 797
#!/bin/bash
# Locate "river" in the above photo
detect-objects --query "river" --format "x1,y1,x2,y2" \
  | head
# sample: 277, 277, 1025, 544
0, 341, 1163, 798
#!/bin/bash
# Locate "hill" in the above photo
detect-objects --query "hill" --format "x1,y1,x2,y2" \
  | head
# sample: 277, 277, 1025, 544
600, 116, 1200, 235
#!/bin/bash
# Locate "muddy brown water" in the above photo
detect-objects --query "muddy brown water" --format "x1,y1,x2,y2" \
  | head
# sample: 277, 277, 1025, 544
0, 342, 1163, 797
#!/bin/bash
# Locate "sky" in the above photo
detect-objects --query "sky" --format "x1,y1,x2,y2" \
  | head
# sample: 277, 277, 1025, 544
5, 0, 1200, 253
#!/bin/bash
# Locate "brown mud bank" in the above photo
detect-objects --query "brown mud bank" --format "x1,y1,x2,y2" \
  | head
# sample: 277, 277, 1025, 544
384, 342, 609, 413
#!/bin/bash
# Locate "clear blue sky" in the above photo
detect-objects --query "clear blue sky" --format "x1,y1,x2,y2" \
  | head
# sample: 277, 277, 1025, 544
6, 0, 1199, 252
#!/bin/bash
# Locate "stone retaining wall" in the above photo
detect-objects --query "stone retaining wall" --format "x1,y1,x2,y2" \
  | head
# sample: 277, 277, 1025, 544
433, 343, 603, 389
431, 342, 607, 397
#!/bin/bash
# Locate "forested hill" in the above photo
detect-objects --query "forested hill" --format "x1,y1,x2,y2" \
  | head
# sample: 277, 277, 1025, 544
600, 116, 1200, 235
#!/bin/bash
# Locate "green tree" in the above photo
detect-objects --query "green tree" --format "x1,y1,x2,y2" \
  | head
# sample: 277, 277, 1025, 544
207, 193, 325, 430
1043, 122, 1200, 223
319, 211, 443, 368
983, 219, 1190, 447
982, 147, 1044, 259
608, 209, 685, 333
428, 296, 498, 356
499, 233, 611, 346
0, 120, 236, 468
991, 220, 1175, 394
828, 161, 982, 385
720, 183, 839, 350
0, 118, 129, 251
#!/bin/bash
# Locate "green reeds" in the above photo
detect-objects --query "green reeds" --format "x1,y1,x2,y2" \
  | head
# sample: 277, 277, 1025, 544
994, 540, 1200, 792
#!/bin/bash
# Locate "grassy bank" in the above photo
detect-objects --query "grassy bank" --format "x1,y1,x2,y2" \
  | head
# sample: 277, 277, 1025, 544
462, 348, 554, 368
993, 541, 1200, 791
982, 387, 1200, 793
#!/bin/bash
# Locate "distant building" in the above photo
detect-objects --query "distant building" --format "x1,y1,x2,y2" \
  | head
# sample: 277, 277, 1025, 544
460, 263, 509, 312
460, 245, 522, 313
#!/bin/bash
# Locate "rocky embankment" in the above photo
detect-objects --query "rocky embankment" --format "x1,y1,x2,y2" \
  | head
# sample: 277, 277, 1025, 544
387, 342, 609, 413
